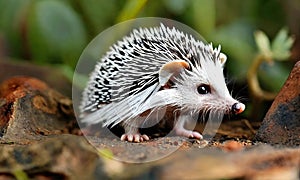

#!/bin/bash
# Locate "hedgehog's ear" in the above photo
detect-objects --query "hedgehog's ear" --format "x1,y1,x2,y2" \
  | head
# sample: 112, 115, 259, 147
219, 53, 227, 68
159, 60, 189, 86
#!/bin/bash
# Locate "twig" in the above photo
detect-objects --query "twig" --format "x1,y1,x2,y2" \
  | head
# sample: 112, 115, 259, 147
242, 119, 256, 134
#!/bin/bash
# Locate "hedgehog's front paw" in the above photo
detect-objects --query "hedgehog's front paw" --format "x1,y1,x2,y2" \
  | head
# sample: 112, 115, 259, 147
175, 128, 203, 139
120, 133, 150, 143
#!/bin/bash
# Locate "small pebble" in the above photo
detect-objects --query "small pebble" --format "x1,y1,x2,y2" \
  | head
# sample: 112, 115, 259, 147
222, 140, 244, 152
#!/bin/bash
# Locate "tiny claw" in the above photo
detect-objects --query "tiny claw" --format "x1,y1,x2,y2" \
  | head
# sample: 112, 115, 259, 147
142, 134, 150, 141
134, 134, 140, 143
127, 134, 133, 142
121, 134, 126, 141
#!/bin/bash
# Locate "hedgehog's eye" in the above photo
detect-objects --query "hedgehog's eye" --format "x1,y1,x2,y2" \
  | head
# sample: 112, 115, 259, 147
197, 84, 211, 94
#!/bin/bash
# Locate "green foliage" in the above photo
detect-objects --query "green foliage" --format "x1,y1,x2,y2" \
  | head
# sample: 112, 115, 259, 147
191, 0, 216, 38
255, 28, 294, 61
254, 31, 272, 57
271, 29, 294, 61
27, 0, 87, 67
75, 0, 119, 35
212, 21, 255, 80
254, 28, 294, 92
0, 0, 31, 57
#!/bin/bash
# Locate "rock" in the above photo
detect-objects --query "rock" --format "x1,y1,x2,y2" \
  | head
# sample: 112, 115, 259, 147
255, 61, 300, 146
0, 76, 80, 143
0, 135, 108, 179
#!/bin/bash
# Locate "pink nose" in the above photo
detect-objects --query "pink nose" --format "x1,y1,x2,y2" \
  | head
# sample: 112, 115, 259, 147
232, 103, 245, 114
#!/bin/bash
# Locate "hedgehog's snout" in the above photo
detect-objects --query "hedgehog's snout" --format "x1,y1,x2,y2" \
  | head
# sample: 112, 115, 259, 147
231, 102, 245, 114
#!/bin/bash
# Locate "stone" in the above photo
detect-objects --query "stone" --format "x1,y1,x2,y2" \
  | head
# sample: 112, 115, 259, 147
255, 61, 300, 146
0, 76, 80, 143
0, 135, 108, 179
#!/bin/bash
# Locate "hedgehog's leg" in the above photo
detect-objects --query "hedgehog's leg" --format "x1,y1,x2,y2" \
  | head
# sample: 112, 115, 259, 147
120, 123, 149, 143
174, 115, 203, 139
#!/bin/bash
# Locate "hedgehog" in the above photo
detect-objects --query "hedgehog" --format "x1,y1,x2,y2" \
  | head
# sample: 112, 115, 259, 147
80, 23, 245, 142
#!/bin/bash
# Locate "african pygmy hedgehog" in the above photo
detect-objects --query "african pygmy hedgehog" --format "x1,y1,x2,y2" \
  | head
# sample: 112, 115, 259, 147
80, 23, 245, 142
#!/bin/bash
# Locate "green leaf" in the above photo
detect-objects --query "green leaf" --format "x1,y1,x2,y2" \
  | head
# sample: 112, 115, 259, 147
254, 30, 271, 57
271, 28, 294, 61
28, 0, 87, 67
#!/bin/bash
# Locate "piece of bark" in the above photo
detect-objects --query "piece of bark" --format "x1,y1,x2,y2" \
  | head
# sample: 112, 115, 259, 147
0, 76, 79, 143
255, 61, 300, 146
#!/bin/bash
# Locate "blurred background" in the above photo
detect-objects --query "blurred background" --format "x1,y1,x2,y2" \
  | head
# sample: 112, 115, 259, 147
0, 0, 299, 121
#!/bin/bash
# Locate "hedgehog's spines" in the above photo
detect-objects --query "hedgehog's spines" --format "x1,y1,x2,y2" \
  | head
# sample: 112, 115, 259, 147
80, 23, 224, 126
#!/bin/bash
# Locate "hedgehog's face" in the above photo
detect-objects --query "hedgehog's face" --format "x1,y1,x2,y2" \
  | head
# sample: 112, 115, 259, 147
169, 53, 245, 116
